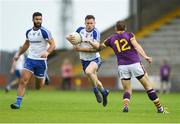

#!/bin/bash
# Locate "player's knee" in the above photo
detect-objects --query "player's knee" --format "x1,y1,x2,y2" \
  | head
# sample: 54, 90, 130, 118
20, 77, 28, 86
85, 69, 93, 76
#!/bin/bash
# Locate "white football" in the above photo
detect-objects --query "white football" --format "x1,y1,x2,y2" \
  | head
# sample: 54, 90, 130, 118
69, 32, 82, 45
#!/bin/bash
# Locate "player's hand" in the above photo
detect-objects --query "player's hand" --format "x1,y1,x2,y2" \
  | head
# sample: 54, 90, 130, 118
66, 35, 76, 42
41, 51, 49, 58
73, 45, 81, 51
81, 37, 89, 43
145, 56, 152, 64
82, 40, 90, 43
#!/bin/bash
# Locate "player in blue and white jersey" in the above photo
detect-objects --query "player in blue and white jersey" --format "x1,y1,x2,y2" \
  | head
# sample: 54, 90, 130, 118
5, 47, 50, 92
5, 47, 25, 93
66, 15, 109, 107
10, 12, 56, 109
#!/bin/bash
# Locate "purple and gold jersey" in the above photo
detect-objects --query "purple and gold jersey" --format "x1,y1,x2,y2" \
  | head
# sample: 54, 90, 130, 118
160, 64, 171, 81
104, 32, 140, 65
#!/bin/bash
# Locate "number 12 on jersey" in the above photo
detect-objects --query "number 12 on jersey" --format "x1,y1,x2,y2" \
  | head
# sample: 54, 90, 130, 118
114, 39, 131, 53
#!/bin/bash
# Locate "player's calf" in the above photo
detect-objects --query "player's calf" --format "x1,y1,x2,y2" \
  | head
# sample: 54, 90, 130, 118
35, 77, 45, 90
35, 82, 41, 90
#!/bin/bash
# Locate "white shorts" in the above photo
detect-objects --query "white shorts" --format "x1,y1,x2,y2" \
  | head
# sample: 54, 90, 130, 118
118, 62, 145, 80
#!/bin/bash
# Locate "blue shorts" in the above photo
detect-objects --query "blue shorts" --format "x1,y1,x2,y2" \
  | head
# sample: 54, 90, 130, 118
81, 58, 102, 72
24, 58, 47, 78
15, 70, 21, 78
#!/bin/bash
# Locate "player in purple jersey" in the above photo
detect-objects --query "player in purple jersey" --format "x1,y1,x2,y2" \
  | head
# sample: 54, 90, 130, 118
87, 21, 168, 113
160, 59, 171, 94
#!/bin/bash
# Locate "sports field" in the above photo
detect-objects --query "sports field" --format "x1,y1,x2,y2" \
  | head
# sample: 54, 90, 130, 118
0, 89, 179, 123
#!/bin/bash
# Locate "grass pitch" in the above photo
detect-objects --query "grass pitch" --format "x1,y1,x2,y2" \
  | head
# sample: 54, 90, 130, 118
0, 89, 179, 123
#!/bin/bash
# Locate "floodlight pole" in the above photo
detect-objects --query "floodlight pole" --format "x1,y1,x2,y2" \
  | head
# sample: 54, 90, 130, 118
61, 0, 73, 49
129, 0, 141, 32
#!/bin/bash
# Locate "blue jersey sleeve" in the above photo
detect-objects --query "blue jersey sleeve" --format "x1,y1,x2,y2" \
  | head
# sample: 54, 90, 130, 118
26, 29, 32, 40
40, 27, 53, 41
76, 27, 84, 33
93, 28, 100, 41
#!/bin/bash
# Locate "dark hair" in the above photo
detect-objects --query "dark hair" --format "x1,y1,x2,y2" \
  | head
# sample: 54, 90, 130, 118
116, 20, 126, 31
32, 12, 42, 19
85, 15, 95, 20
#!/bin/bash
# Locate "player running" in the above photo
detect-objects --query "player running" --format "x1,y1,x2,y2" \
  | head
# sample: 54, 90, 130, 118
10, 12, 55, 109
66, 15, 109, 107
5, 47, 25, 93
6, 47, 50, 92
87, 20, 168, 113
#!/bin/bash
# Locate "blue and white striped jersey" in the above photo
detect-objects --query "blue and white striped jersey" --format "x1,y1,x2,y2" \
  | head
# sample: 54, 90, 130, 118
76, 27, 100, 61
26, 27, 53, 60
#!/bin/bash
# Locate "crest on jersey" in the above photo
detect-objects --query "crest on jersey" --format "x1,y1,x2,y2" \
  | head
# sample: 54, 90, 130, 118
38, 32, 41, 36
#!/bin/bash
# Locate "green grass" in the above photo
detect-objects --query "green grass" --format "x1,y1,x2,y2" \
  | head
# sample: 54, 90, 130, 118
0, 89, 180, 123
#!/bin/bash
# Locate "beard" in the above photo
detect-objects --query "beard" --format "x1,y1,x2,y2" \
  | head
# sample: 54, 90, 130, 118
34, 22, 41, 28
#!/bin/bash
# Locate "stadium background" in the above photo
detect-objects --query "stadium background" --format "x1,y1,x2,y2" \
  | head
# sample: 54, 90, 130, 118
1, 0, 180, 91
0, 0, 180, 123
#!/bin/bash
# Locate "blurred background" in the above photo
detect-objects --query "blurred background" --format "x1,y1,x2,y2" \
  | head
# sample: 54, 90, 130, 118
0, 0, 180, 92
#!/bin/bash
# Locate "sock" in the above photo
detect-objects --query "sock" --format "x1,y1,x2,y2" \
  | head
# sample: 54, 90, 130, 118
15, 96, 23, 107
147, 89, 162, 110
154, 99, 163, 111
92, 87, 99, 94
6, 85, 11, 90
100, 88, 107, 96
123, 92, 130, 107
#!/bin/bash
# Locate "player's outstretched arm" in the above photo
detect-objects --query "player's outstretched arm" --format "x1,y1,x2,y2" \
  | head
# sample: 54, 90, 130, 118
14, 40, 29, 61
66, 34, 75, 44
99, 42, 107, 51
87, 40, 100, 49
87, 40, 106, 51
73, 45, 98, 53
10, 59, 16, 74
131, 38, 152, 63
